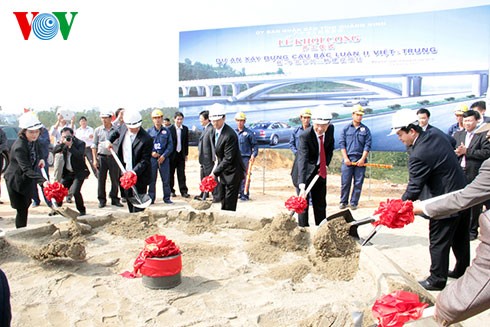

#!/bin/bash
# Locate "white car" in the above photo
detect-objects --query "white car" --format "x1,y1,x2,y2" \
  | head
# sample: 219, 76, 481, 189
343, 97, 369, 107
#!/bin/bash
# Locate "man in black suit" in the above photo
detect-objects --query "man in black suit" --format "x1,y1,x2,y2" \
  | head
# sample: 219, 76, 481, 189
196, 110, 220, 201
453, 109, 490, 240
53, 127, 90, 216
391, 109, 469, 291
291, 107, 335, 227
169, 111, 190, 198
108, 110, 153, 213
208, 104, 245, 211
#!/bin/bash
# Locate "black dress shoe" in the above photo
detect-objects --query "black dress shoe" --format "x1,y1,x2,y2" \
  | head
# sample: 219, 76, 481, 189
111, 201, 123, 207
447, 270, 463, 279
182, 193, 190, 198
418, 279, 445, 291
171, 192, 176, 197
98, 202, 106, 208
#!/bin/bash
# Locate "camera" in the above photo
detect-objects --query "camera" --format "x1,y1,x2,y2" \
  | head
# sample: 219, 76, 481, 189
64, 136, 72, 142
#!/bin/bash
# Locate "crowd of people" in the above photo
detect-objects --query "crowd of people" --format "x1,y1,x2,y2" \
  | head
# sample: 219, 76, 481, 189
1, 100, 489, 325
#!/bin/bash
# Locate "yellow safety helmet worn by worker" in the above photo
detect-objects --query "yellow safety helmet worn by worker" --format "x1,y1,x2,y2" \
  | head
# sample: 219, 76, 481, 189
151, 109, 163, 118
389, 109, 418, 135
454, 104, 469, 115
352, 104, 365, 115
300, 108, 312, 118
234, 112, 246, 121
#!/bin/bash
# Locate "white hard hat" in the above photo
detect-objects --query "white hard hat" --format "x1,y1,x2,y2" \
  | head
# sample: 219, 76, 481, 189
311, 105, 332, 124
99, 110, 113, 118
125, 110, 142, 128
19, 112, 42, 130
389, 109, 418, 135
208, 103, 226, 121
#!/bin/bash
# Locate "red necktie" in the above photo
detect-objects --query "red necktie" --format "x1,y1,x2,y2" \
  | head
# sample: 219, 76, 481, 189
319, 135, 327, 178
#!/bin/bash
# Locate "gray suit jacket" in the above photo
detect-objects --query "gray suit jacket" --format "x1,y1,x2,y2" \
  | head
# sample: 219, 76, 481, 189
425, 158, 490, 325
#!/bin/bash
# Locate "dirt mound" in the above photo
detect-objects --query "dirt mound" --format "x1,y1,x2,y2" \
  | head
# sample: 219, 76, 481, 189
33, 237, 86, 261
105, 211, 160, 239
310, 218, 361, 281
255, 149, 294, 169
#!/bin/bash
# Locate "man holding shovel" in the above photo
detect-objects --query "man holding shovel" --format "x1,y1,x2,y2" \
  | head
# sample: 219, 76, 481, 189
291, 107, 334, 227
390, 109, 469, 291
107, 110, 153, 213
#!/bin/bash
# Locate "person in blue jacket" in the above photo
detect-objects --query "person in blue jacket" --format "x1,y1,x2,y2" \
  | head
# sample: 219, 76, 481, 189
234, 112, 258, 201
339, 105, 372, 210
147, 109, 174, 204
289, 108, 311, 156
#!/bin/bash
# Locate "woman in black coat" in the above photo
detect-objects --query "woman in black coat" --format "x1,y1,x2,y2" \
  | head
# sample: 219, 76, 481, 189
4, 113, 48, 228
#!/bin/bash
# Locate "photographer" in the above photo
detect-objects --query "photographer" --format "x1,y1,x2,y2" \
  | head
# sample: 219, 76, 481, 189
53, 127, 90, 216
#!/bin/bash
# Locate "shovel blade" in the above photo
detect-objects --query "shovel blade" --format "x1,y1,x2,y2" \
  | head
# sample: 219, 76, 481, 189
129, 193, 152, 209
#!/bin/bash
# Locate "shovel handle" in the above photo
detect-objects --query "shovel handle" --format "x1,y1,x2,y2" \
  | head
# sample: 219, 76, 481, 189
109, 148, 127, 173
350, 216, 376, 227
361, 225, 382, 246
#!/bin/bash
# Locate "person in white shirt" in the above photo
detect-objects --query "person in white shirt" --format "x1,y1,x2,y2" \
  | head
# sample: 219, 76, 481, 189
75, 116, 97, 177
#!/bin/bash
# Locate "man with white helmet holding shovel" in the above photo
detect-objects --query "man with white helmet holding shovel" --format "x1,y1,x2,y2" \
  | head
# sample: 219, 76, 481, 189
107, 110, 153, 213
390, 109, 469, 291
208, 103, 245, 211
291, 106, 334, 227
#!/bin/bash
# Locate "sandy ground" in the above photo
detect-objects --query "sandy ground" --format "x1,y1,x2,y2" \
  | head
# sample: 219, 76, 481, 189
0, 148, 488, 326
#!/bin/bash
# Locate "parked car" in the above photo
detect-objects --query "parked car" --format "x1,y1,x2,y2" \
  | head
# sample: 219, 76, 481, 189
249, 121, 293, 146
343, 97, 369, 107
0, 125, 20, 173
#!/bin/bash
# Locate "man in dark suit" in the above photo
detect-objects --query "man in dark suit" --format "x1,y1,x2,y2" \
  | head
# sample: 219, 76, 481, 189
471, 100, 490, 124
196, 110, 220, 201
453, 109, 490, 240
108, 110, 153, 213
208, 104, 245, 211
169, 111, 190, 198
53, 127, 90, 216
413, 158, 490, 325
391, 109, 469, 291
291, 107, 335, 227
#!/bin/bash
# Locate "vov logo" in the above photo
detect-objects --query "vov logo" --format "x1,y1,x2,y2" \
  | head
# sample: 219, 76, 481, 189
14, 12, 78, 40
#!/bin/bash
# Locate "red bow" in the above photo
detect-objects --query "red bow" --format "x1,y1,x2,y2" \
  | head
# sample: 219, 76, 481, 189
199, 176, 218, 193
372, 290, 428, 327
372, 199, 414, 229
43, 182, 69, 204
285, 196, 308, 214
120, 171, 137, 190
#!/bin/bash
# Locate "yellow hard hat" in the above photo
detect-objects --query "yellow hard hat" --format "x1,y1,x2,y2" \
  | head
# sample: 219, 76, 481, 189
234, 112, 246, 121
352, 104, 365, 115
151, 109, 163, 118
300, 108, 312, 117
454, 104, 469, 115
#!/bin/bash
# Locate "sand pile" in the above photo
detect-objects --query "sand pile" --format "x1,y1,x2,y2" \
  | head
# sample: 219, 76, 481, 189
33, 236, 86, 261
105, 210, 160, 239
310, 218, 361, 281
246, 213, 310, 263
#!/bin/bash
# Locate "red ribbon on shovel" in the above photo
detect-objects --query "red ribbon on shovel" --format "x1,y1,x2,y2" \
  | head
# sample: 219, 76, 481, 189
372, 290, 428, 327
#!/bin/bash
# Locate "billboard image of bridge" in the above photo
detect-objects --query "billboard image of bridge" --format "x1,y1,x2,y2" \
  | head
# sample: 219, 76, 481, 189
179, 5, 489, 151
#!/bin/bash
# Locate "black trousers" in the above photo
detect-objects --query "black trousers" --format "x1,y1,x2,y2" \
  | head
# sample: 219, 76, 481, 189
170, 151, 188, 195
219, 179, 241, 211
428, 212, 470, 286
6, 183, 31, 228
298, 173, 327, 227
61, 173, 86, 214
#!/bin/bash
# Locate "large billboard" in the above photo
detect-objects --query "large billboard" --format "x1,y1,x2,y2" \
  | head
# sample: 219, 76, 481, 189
179, 5, 490, 151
